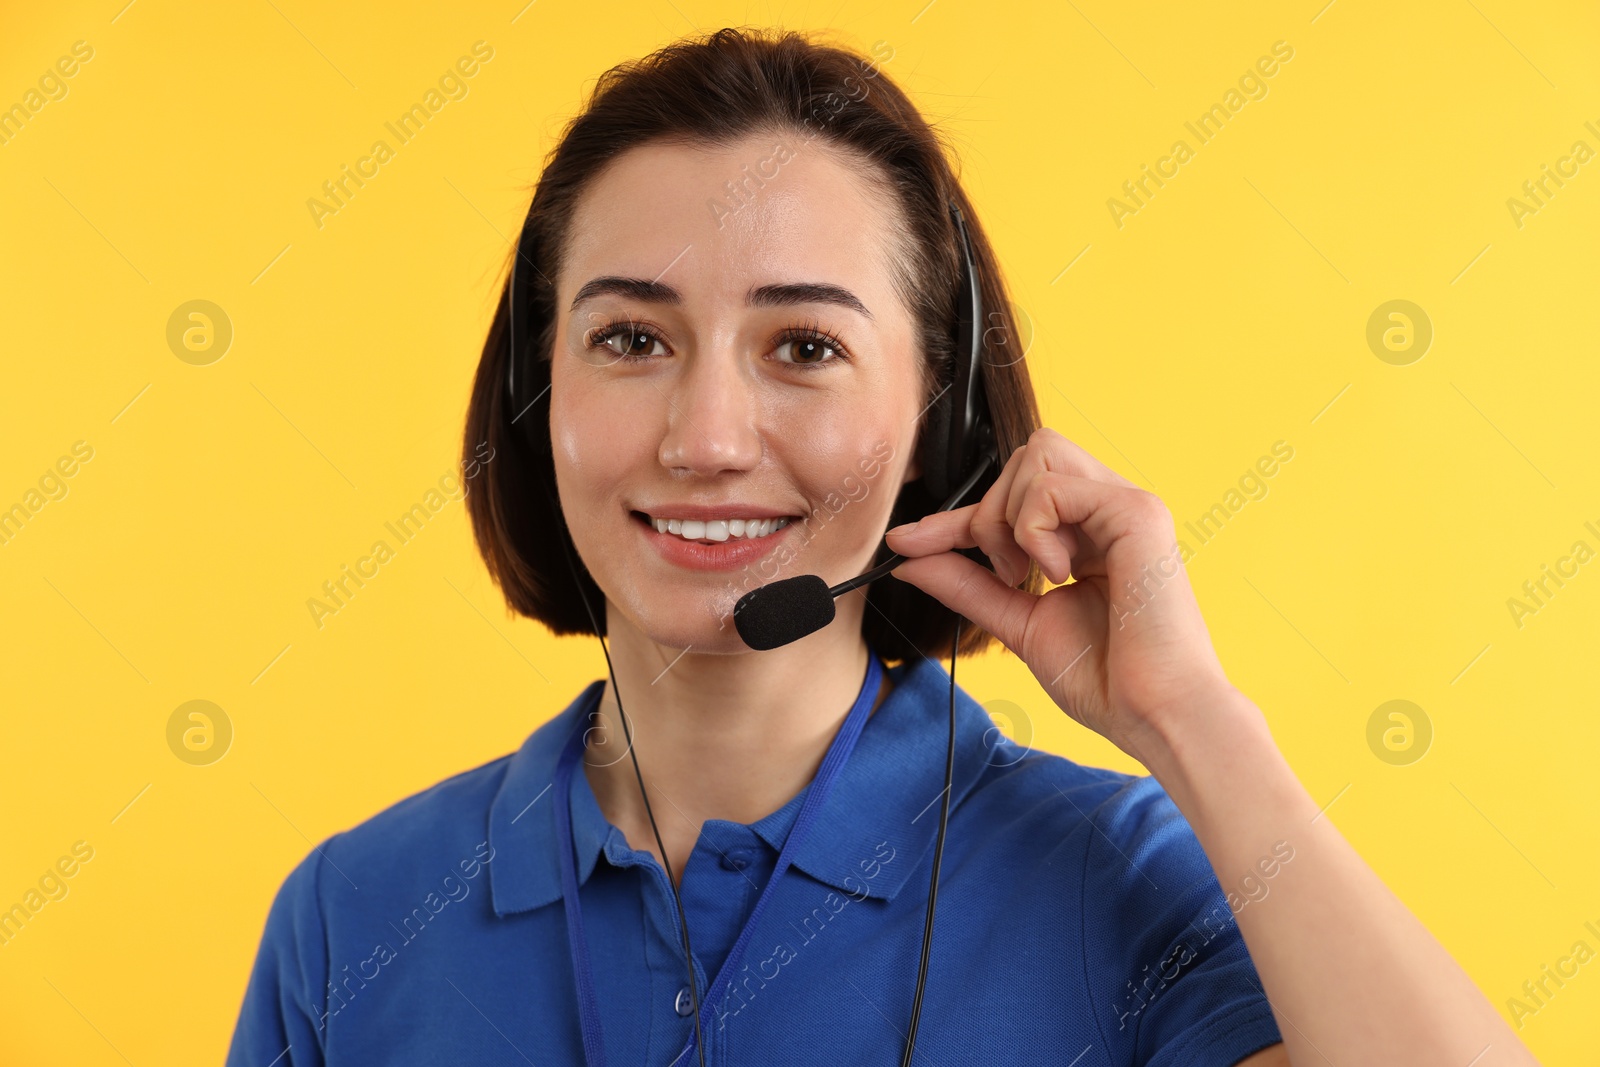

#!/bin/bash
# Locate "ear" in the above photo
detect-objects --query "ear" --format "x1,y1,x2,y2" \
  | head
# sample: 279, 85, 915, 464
901, 440, 922, 485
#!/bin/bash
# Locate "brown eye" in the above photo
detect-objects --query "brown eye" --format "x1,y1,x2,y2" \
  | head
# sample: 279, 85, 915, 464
610, 330, 661, 358
587, 322, 667, 361
773, 329, 848, 367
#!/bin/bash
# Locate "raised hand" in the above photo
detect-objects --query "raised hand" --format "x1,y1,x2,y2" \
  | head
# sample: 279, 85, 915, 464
885, 427, 1242, 764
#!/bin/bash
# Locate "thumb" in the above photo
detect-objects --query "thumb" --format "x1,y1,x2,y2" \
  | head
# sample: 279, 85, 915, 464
890, 551, 1035, 654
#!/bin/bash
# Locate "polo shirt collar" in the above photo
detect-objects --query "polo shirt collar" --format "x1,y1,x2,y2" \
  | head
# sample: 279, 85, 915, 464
488, 651, 1001, 917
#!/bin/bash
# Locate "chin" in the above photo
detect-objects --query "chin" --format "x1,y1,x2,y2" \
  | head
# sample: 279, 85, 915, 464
610, 587, 754, 655
635, 620, 757, 658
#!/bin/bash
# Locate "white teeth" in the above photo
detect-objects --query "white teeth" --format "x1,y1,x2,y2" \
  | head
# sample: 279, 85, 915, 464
647, 515, 792, 541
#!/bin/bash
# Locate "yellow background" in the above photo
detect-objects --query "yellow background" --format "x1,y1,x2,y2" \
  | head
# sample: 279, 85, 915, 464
3, 0, 1597, 1062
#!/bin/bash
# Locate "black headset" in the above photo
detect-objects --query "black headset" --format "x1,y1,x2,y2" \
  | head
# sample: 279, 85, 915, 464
920, 201, 995, 504
503, 196, 1000, 1066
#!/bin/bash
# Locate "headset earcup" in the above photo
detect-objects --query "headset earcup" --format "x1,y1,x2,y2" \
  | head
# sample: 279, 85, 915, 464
920, 388, 952, 502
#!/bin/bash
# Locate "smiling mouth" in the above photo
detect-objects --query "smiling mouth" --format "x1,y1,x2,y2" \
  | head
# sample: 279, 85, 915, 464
631, 511, 797, 543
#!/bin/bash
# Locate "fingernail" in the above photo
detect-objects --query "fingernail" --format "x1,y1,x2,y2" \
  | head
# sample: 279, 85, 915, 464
887, 521, 919, 536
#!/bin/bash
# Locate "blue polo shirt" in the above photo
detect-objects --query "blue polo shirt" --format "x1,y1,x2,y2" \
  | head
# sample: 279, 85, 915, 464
227, 653, 1283, 1066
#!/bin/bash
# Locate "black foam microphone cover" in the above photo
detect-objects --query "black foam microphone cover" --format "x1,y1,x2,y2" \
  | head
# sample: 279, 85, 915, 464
733, 575, 836, 651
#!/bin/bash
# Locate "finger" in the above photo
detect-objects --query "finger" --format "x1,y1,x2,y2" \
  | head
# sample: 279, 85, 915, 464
1017, 471, 1166, 557
998, 438, 1088, 585
969, 446, 1034, 586
885, 504, 981, 554
1004, 429, 1135, 531
1010, 472, 1076, 585
991, 471, 1169, 592
1017, 471, 1133, 584
890, 550, 1036, 654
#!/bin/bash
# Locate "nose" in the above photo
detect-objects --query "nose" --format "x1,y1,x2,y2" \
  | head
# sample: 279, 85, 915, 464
656, 345, 762, 477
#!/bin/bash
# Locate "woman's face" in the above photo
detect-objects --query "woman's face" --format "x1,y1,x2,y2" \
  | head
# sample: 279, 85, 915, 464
547, 133, 927, 654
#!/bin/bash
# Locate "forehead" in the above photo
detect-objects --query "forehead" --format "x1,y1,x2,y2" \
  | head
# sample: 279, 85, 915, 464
559, 135, 905, 311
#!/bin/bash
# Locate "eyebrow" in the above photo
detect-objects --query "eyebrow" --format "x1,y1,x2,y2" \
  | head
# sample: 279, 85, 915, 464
569, 277, 874, 321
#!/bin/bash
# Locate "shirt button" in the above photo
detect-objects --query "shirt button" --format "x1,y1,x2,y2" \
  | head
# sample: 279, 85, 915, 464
675, 986, 695, 1017
720, 851, 749, 871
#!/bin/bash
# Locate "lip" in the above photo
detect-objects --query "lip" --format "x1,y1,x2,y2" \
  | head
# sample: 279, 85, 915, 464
634, 503, 798, 522
631, 510, 797, 572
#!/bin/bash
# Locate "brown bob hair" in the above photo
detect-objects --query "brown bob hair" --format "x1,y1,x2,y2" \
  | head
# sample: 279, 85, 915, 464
461, 26, 1041, 663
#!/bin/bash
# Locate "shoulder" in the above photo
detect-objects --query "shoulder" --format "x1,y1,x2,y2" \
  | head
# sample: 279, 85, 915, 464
254, 749, 513, 952
320, 749, 514, 880
960, 740, 1168, 847
899, 657, 1209, 890
964, 739, 1135, 810
957, 742, 1220, 898
953, 747, 1282, 1060
265, 706, 569, 926
229, 713, 582, 1060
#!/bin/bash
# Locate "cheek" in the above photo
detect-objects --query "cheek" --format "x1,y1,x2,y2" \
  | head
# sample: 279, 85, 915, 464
549, 397, 594, 477
785, 411, 914, 528
549, 393, 643, 551
549, 370, 654, 491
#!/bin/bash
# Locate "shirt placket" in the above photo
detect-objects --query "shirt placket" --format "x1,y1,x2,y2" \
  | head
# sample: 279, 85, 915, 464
629, 823, 769, 1065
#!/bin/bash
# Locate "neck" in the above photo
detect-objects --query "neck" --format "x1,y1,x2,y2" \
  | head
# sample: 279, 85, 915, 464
581, 599, 890, 884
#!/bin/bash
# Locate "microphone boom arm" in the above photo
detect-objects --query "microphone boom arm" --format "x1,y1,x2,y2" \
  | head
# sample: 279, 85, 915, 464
828, 448, 997, 600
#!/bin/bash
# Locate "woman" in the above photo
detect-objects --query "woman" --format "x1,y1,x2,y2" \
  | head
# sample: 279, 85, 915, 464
227, 28, 1536, 1067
